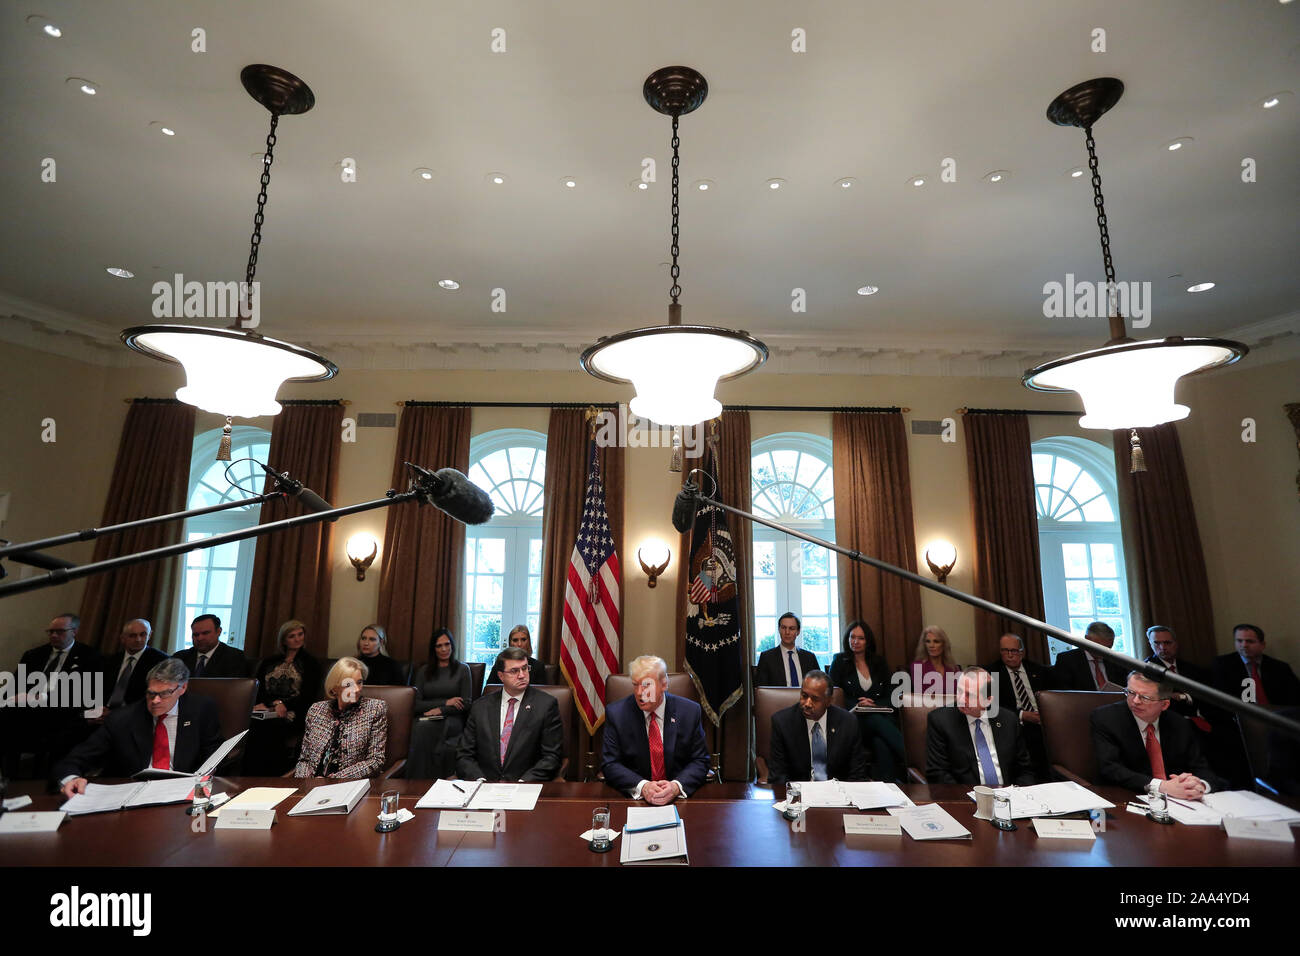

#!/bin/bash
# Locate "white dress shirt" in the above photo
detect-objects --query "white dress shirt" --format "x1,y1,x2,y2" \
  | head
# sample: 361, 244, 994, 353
964, 713, 1005, 786
1132, 714, 1211, 795
630, 698, 687, 800
115, 651, 143, 683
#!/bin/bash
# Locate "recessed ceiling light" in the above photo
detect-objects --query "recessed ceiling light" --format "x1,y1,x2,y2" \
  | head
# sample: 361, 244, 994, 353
857, 285, 879, 296
629, 178, 651, 191
693, 179, 714, 191
485, 172, 506, 185
1259, 91, 1292, 109
909, 176, 925, 187
1186, 281, 1216, 293
835, 177, 856, 189
766, 178, 786, 190
160, 127, 175, 136
984, 169, 1010, 183
150, 122, 175, 136
26, 15, 61, 37
44, 24, 61, 37
637, 182, 649, 190
1068, 167, 1085, 178
561, 176, 577, 188
106, 267, 134, 279
1165, 137, 1193, 151
437, 279, 460, 291
412, 167, 435, 181
67, 77, 98, 95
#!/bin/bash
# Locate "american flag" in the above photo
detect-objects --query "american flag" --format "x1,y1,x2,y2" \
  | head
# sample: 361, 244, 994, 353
560, 442, 621, 734
688, 551, 717, 605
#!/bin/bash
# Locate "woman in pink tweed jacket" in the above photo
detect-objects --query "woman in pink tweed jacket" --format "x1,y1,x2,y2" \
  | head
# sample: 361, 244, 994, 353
294, 657, 388, 778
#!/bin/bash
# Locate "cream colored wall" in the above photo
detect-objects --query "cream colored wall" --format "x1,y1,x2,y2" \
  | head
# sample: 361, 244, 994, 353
2, 341, 1294, 674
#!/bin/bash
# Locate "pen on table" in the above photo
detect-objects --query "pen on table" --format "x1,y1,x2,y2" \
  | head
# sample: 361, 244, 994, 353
1164, 795, 1198, 810
452, 783, 465, 793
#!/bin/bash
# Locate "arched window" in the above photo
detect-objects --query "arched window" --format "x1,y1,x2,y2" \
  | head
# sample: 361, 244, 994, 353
1033, 437, 1133, 660
174, 425, 271, 652
750, 433, 838, 668
463, 429, 546, 667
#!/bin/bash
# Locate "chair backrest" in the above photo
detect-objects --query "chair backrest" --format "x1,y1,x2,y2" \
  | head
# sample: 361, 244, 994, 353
467, 662, 486, 699
589, 673, 701, 774
531, 684, 577, 780
1038, 690, 1126, 784
898, 696, 949, 783
360, 685, 416, 775
1236, 704, 1277, 790
186, 678, 258, 742
754, 687, 799, 784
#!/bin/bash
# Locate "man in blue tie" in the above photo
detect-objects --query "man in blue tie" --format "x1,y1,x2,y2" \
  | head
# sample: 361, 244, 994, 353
756, 613, 821, 687
767, 670, 869, 785
925, 667, 1035, 786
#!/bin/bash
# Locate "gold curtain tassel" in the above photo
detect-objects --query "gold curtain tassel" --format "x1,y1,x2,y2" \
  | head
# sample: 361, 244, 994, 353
668, 426, 683, 472
216, 417, 233, 461
1129, 429, 1147, 474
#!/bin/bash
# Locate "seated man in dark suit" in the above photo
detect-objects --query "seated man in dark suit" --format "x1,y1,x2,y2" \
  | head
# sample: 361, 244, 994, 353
1090, 671, 1227, 799
1143, 625, 1213, 723
1210, 623, 1300, 706
100, 619, 169, 714
601, 654, 710, 805
1054, 621, 1128, 691
482, 624, 543, 693
456, 647, 564, 782
926, 667, 1034, 787
172, 613, 250, 679
986, 633, 1054, 775
54, 657, 223, 798
756, 612, 820, 687
768, 671, 868, 785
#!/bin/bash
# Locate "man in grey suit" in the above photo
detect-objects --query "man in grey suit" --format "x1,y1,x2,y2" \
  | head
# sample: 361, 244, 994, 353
457, 647, 564, 782
172, 614, 250, 679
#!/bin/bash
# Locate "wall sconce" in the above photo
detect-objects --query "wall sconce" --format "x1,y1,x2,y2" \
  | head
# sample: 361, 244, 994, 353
346, 532, 379, 581
637, 539, 671, 588
924, 540, 957, 584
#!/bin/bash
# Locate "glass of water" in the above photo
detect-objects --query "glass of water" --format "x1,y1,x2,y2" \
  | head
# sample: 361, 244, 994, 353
590, 806, 612, 852
1146, 782, 1171, 822
187, 776, 211, 816
376, 790, 400, 832
992, 791, 1016, 830
783, 782, 804, 821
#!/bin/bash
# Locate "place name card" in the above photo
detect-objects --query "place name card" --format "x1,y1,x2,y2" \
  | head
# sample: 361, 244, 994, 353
214, 808, 276, 830
843, 815, 901, 835
438, 810, 496, 832
1032, 818, 1096, 840
0, 811, 65, 834
1222, 817, 1293, 844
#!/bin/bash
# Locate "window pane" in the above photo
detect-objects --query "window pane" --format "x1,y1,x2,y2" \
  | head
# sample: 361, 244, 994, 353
1061, 543, 1090, 578
754, 579, 777, 617
477, 538, 506, 574
528, 538, 543, 575
1053, 458, 1081, 489
1090, 543, 1117, 578
207, 570, 236, 606
801, 581, 829, 616
801, 543, 828, 577
755, 619, 777, 656
1032, 454, 1053, 485
1069, 618, 1091, 635
527, 576, 540, 613
185, 570, 207, 603
208, 540, 240, 568
186, 532, 210, 567
1094, 581, 1120, 614
1103, 617, 1125, 638
801, 620, 832, 665
754, 541, 776, 577
1072, 472, 1102, 502
1080, 495, 1115, 521
1066, 580, 1093, 616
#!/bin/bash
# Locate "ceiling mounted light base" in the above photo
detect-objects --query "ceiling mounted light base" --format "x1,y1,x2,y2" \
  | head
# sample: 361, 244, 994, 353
1047, 77, 1124, 128
1024, 336, 1247, 429
643, 66, 708, 116
241, 64, 315, 115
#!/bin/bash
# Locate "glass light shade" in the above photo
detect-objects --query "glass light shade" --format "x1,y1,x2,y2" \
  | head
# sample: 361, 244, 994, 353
637, 538, 671, 568
122, 325, 337, 418
346, 532, 379, 563
581, 325, 767, 426
924, 540, 957, 568
1024, 337, 1246, 429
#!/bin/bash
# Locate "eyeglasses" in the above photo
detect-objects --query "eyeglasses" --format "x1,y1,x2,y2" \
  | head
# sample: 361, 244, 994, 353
1124, 688, 1164, 704
503, 665, 532, 677
46, 627, 73, 634
145, 685, 181, 700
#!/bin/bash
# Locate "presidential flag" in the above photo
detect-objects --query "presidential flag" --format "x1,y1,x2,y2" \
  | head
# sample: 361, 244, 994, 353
559, 442, 621, 735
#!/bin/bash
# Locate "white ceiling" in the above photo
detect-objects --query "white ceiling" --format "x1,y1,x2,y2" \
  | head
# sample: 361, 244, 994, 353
2, 0, 1298, 371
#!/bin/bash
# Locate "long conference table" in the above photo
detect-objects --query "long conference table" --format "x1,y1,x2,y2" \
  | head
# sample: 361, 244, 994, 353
4, 778, 1297, 867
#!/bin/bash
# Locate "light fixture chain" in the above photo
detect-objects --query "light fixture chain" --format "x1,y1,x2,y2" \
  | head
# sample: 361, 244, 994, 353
246, 112, 280, 291
669, 113, 681, 304
1084, 127, 1117, 296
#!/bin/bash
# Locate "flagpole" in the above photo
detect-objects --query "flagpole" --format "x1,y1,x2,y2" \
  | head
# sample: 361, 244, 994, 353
688, 492, 1300, 742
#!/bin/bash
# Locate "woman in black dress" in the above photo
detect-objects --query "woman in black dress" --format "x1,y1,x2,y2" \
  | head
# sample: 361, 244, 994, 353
355, 623, 406, 686
828, 619, 905, 782
244, 618, 323, 775
405, 628, 473, 778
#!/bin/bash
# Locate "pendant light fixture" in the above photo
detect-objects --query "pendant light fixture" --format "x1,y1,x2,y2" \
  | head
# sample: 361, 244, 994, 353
122, 65, 337, 458
581, 67, 767, 426
1023, 78, 1247, 461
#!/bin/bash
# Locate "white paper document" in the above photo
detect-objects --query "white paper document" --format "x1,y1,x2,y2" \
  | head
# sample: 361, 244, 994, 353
621, 807, 688, 864
1032, 817, 1096, 840
287, 779, 370, 816
967, 781, 1115, 819
60, 779, 198, 816
841, 782, 914, 810
130, 729, 248, 780
0, 811, 66, 833
123, 776, 200, 808
1222, 817, 1294, 843
415, 779, 482, 809
206, 786, 297, 818
468, 783, 542, 811
787, 780, 852, 808
1202, 790, 1300, 824
888, 803, 972, 840
1134, 795, 1222, 827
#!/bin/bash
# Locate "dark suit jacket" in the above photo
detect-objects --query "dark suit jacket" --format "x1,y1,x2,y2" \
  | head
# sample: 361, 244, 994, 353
173, 642, 250, 679
601, 693, 710, 796
456, 686, 564, 782
18, 640, 102, 728
52, 693, 223, 781
1089, 700, 1227, 791
925, 706, 1034, 786
1142, 654, 1213, 720
828, 652, 895, 711
757, 646, 821, 687
100, 647, 170, 707
987, 658, 1055, 719
19, 640, 101, 680
1054, 647, 1127, 691
768, 703, 869, 785
1210, 653, 1300, 706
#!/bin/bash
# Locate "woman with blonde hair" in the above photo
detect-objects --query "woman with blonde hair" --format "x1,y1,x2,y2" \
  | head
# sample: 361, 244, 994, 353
909, 625, 960, 696
294, 657, 388, 779
355, 623, 406, 686
244, 619, 322, 774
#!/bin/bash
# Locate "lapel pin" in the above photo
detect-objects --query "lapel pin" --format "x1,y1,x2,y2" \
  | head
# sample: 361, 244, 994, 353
183, 721, 192, 727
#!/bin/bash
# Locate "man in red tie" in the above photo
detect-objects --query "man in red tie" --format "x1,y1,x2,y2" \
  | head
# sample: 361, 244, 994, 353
1210, 624, 1300, 706
600, 655, 710, 805
1053, 621, 1128, 691
54, 658, 223, 798
1089, 671, 1226, 799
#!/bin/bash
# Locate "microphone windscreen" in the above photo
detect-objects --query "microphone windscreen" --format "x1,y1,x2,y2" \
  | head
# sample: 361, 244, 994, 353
296, 486, 334, 514
671, 481, 700, 533
430, 468, 495, 525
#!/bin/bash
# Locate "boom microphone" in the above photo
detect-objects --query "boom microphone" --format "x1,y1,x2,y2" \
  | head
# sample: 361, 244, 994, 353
672, 480, 701, 533
405, 463, 495, 525
260, 464, 335, 515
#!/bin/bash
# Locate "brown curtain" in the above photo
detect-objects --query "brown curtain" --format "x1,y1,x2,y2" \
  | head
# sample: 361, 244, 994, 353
538, 408, 624, 671
832, 411, 924, 670
244, 402, 345, 660
962, 412, 1047, 663
1114, 424, 1216, 664
674, 410, 752, 780
78, 400, 196, 654
375, 405, 472, 664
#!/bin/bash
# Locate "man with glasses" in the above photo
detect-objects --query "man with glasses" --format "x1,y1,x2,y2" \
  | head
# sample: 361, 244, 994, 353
54, 658, 222, 798
987, 633, 1055, 776
456, 647, 564, 782
1089, 670, 1226, 800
